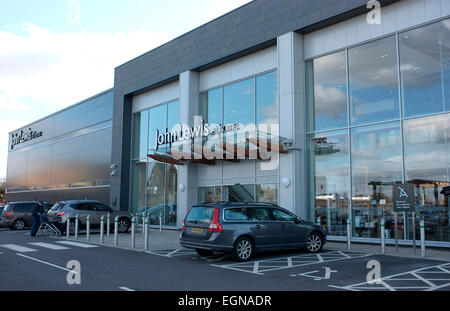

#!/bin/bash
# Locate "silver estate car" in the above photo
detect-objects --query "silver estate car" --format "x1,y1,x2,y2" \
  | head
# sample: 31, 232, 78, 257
47, 200, 132, 234
180, 202, 327, 261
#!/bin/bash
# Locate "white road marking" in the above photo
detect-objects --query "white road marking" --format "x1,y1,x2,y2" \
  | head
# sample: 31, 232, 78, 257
16, 253, 79, 274
0, 244, 37, 253
119, 287, 136, 291
329, 262, 450, 291
212, 251, 372, 275
56, 241, 98, 248
28, 242, 69, 250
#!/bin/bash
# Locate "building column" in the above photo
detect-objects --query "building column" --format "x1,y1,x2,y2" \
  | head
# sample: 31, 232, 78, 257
277, 32, 306, 219
177, 71, 199, 228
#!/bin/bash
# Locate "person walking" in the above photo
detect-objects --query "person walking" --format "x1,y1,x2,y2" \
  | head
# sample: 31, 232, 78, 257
30, 201, 44, 237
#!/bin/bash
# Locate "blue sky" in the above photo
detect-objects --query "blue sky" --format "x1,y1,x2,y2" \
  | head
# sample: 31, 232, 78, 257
0, 0, 252, 178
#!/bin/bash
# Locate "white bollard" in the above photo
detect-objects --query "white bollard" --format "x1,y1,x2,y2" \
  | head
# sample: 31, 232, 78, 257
142, 213, 146, 236
75, 214, 79, 240
131, 217, 136, 249
100, 215, 105, 244
107, 213, 111, 237
66, 217, 70, 239
347, 218, 351, 251
420, 220, 426, 258
159, 213, 162, 233
86, 215, 90, 241
114, 216, 119, 246
144, 217, 149, 251
380, 218, 385, 255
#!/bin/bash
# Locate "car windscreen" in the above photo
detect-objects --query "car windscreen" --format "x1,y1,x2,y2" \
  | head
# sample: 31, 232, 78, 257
185, 206, 215, 225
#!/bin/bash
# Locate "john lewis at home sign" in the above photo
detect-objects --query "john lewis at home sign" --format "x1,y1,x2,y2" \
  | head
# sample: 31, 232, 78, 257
10, 128, 43, 150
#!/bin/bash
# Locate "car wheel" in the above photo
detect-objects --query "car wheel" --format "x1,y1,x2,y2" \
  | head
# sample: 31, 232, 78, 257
232, 236, 254, 262
305, 232, 323, 253
12, 219, 25, 231
196, 249, 214, 257
118, 218, 130, 233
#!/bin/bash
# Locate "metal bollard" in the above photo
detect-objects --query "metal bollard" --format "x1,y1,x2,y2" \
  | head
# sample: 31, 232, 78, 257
346, 218, 351, 251
142, 213, 146, 236
380, 218, 385, 255
131, 217, 136, 249
75, 214, 79, 240
114, 216, 119, 246
86, 215, 90, 241
144, 217, 149, 251
107, 213, 111, 237
159, 213, 162, 233
100, 215, 105, 244
420, 220, 426, 258
66, 217, 70, 239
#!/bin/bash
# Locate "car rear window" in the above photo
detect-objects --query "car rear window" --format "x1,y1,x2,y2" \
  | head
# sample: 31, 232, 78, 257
224, 208, 249, 221
4, 205, 12, 213
50, 203, 65, 212
185, 206, 215, 224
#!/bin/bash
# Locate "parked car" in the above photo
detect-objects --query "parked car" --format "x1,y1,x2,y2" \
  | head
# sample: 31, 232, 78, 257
0, 205, 5, 225
180, 202, 327, 262
0, 201, 52, 230
47, 200, 132, 234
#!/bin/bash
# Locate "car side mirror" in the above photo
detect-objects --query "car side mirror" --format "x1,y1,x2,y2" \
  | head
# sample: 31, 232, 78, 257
294, 216, 302, 224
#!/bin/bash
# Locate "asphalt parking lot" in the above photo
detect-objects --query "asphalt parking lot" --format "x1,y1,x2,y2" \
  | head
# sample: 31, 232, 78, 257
1, 227, 450, 291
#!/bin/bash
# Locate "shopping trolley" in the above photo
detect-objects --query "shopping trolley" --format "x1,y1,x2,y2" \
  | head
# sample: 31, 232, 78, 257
36, 214, 61, 236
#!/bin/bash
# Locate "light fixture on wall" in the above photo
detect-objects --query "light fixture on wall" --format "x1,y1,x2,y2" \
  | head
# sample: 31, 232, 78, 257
110, 164, 118, 177
179, 184, 185, 192
281, 178, 291, 188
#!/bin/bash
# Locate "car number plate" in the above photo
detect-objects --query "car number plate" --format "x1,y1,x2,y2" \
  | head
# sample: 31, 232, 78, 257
192, 228, 204, 234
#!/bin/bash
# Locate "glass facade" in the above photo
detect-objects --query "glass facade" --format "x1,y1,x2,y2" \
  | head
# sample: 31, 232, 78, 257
129, 100, 179, 227
307, 18, 450, 244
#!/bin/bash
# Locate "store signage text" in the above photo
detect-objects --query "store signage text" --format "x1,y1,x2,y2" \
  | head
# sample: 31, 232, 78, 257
10, 128, 43, 150
156, 122, 240, 150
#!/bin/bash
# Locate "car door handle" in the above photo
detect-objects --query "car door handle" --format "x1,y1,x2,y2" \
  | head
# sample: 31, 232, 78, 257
253, 225, 262, 230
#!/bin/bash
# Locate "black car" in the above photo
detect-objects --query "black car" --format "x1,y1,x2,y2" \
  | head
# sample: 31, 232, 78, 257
180, 202, 327, 262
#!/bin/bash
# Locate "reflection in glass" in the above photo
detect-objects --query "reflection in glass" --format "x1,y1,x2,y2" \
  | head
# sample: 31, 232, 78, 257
146, 160, 166, 225
200, 88, 222, 126
256, 72, 278, 128
307, 130, 349, 236
306, 51, 348, 131
167, 100, 179, 131
256, 184, 278, 204
132, 110, 149, 160
404, 113, 450, 242
198, 186, 222, 203
400, 19, 450, 117
349, 36, 399, 125
148, 104, 167, 152
165, 164, 178, 226
130, 160, 147, 217
224, 78, 255, 126
224, 184, 255, 203
351, 122, 402, 239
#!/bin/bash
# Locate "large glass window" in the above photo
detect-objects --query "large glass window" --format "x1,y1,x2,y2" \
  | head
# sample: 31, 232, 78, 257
306, 51, 348, 131
307, 130, 350, 236
131, 110, 149, 160
349, 36, 400, 125
256, 184, 278, 205
130, 160, 147, 216
199, 88, 222, 126
198, 186, 222, 203
400, 19, 450, 117
351, 122, 402, 239
148, 104, 167, 152
256, 71, 278, 128
224, 78, 255, 126
404, 113, 450, 242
